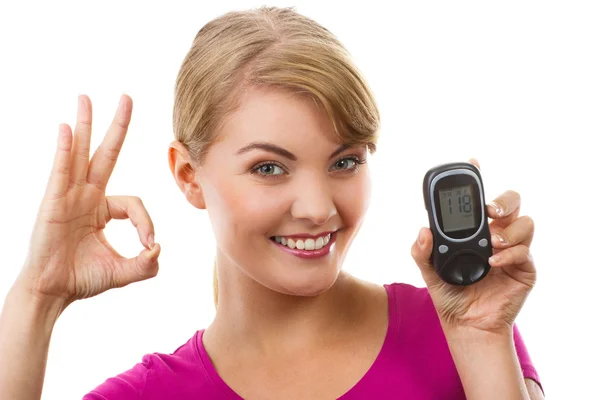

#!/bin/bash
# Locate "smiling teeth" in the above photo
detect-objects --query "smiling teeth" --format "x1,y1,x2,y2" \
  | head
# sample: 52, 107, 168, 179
274, 234, 331, 251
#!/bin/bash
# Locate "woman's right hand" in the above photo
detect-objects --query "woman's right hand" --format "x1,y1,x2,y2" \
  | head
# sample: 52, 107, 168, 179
16, 94, 161, 309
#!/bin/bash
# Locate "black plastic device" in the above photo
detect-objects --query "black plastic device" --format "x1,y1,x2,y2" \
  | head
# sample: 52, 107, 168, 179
422, 162, 492, 285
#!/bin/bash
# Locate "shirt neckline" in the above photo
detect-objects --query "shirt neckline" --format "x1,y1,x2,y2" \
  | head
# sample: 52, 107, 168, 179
194, 283, 399, 399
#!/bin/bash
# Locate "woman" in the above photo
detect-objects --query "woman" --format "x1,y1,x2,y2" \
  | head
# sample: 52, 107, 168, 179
0, 6, 544, 399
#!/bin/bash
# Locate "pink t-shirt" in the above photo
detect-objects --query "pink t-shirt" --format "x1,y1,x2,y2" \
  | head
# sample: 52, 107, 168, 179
83, 282, 544, 399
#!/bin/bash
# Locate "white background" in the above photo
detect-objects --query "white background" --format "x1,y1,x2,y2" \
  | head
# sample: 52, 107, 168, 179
1, 1, 598, 398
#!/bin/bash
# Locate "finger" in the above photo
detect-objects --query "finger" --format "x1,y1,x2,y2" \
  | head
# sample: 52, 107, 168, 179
68, 95, 93, 188
44, 123, 73, 199
488, 244, 535, 273
468, 158, 481, 170
113, 243, 161, 288
487, 190, 521, 223
106, 195, 156, 249
410, 227, 439, 285
490, 215, 535, 249
87, 94, 132, 191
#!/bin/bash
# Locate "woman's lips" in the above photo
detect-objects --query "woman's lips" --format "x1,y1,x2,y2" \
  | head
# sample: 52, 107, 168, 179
270, 231, 337, 259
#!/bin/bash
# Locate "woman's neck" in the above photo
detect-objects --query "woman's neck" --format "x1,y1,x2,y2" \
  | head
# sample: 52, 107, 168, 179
204, 268, 367, 358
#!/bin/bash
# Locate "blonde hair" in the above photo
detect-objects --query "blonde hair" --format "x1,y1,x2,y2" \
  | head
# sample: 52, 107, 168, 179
172, 6, 381, 308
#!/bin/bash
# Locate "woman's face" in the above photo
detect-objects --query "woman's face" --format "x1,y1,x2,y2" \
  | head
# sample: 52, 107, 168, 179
194, 86, 372, 296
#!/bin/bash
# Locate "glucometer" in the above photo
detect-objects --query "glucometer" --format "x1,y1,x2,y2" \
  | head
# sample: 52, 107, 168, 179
423, 162, 492, 286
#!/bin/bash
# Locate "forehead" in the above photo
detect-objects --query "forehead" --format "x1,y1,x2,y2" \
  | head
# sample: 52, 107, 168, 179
217, 86, 340, 149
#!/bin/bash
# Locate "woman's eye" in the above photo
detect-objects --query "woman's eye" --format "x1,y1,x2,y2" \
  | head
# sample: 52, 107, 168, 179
333, 158, 356, 170
251, 156, 365, 179
254, 163, 285, 176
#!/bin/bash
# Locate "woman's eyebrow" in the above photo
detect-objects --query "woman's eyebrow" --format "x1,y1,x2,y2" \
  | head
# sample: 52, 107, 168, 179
235, 142, 350, 161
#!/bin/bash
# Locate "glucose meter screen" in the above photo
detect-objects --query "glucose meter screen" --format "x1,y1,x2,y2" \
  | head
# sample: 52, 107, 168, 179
438, 184, 477, 232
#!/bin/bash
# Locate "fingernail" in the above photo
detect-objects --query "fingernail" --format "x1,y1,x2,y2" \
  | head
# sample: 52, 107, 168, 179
491, 202, 504, 217
417, 229, 425, 246
489, 255, 500, 264
148, 234, 155, 249
493, 233, 508, 246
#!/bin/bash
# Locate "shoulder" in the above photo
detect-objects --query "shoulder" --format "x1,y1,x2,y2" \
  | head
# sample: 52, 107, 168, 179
353, 279, 436, 325
356, 276, 430, 304
384, 281, 429, 296
144, 330, 205, 372
84, 330, 208, 399
383, 281, 435, 314
351, 279, 444, 345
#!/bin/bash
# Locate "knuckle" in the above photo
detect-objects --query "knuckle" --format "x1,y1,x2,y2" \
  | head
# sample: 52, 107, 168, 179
133, 258, 146, 278
410, 243, 419, 259
54, 163, 70, 176
527, 249, 534, 263
506, 189, 521, 200
112, 114, 129, 130
137, 258, 158, 279
103, 147, 120, 162
517, 246, 528, 261
521, 215, 535, 232
88, 176, 107, 191
516, 245, 529, 262
132, 196, 144, 207
77, 119, 92, 128
498, 249, 510, 264
72, 177, 87, 187
73, 146, 91, 158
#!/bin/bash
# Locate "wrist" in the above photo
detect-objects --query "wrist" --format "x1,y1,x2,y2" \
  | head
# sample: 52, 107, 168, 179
7, 280, 66, 331
442, 324, 513, 345
443, 326, 529, 400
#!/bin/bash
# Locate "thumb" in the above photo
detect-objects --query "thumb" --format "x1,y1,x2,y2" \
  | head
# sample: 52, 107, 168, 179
114, 243, 161, 287
410, 227, 439, 286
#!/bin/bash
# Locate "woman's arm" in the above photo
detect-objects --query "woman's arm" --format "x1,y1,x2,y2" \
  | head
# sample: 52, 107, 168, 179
0, 282, 65, 400
525, 378, 545, 399
445, 328, 544, 400
0, 94, 159, 400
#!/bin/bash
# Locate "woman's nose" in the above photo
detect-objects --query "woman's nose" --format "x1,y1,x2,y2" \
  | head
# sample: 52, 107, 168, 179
289, 173, 337, 225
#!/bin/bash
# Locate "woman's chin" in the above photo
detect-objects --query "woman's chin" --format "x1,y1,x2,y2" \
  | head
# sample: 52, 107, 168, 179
270, 269, 341, 297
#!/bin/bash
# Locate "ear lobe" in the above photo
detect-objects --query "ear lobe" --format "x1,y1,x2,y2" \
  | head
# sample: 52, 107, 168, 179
168, 141, 206, 209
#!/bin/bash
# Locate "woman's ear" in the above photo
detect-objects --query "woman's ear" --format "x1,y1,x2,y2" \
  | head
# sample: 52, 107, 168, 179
168, 141, 206, 209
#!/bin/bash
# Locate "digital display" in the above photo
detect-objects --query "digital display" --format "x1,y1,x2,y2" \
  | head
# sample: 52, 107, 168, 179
438, 184, 478, 233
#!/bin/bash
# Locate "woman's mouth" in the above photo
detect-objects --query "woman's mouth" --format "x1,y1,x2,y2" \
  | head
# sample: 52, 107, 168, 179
269, 231, 337, 259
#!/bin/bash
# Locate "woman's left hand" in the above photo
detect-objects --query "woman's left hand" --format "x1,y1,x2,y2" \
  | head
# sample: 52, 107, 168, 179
411, 159, 537, 336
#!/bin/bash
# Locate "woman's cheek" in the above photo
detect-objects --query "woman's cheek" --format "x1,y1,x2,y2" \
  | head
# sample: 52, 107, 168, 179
336, 171, 372, 224
237, 187, 290, 233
